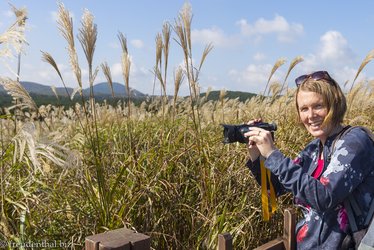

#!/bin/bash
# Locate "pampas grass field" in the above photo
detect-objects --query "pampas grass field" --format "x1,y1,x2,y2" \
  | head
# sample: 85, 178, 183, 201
1, 2, 374, 249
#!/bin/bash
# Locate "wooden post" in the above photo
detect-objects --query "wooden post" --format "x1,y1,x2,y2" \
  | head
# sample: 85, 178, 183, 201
254, 238, 284, 250
283, 208, 296, 250
218, 233, 233, 250
254, 208, 296, 250
85, 228, 150, 250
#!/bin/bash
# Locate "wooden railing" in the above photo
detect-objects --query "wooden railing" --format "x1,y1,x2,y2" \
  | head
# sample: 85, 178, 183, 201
85, 208, 296, 250
254, 208, 296, 250
85, 228, 150, 250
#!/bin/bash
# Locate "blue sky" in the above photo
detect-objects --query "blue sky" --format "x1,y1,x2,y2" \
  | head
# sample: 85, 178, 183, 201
1, 0, 374, 96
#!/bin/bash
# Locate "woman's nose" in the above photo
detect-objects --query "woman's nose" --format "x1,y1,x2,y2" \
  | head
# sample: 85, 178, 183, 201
307, 108, 316, 119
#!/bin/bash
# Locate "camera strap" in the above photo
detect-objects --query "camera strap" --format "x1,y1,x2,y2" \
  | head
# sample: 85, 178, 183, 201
260, 157, 277, 221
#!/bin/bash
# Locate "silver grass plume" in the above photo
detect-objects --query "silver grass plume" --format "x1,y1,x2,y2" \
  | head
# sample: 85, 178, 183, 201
41, 51, 64, 82
349, 49, 374, 92
57, 2, 82, 91
0, 77, 37, 112
280, 56, 304, 94
0, 4, 28, 58
198, 43, 213, 73
174, 66, 184, 100
12, 122, 72, 173
78, 8, 98, 118
263, 58, 286, 96
118, 32, 131, 95
153, 33, 163, 97
173, 66, 184, 114
179, 2, 192, 53
118, 32, 131, 116
42, 51, 74, 99
162, 22, 171, 96
155, 33, 162, 68
12, 122, 39, 171
70, 87, 80, 100
101, 62, 114, 97
51, 85, 59, 100
78, 9, 97, 71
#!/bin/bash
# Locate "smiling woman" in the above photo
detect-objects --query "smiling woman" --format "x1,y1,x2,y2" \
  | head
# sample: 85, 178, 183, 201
297, 90, 332, 143
295, 70, 347, 145
245, 70, 374, 249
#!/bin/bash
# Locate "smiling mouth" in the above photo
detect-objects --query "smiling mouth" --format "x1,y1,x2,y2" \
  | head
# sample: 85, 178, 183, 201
309, 122, 322, 128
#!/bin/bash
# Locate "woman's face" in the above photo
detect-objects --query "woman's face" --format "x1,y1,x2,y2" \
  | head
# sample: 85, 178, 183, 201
297, 90, 330, 143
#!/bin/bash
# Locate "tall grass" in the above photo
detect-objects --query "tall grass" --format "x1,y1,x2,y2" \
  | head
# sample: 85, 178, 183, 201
1, 2, 374, 250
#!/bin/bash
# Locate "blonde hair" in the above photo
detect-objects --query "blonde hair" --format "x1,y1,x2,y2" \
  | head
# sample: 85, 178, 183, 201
295, 78, 347, 128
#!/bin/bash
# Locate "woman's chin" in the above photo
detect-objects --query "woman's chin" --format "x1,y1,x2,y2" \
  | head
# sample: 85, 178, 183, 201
307, 127, 325, 137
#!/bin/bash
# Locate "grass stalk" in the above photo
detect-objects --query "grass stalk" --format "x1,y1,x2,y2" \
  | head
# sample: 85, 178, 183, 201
118, 32, 131, 118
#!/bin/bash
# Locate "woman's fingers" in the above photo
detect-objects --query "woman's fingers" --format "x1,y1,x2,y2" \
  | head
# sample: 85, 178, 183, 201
247, 118, 262, 125
244, 127, 266, 140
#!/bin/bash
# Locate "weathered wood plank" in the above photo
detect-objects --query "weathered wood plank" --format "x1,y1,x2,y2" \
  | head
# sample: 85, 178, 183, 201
218, 233, 233, 250
85, 228, 150, 250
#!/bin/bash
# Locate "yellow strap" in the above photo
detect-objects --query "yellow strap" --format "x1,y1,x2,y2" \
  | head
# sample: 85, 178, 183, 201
260, 159, 270, 221
260, 159, 277, 221
267, 167, 277, 214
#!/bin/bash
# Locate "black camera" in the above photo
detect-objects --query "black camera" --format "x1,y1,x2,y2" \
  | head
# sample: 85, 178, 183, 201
221, 122, 277, 144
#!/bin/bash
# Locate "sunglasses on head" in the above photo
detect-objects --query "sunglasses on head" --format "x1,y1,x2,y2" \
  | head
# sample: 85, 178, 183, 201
295, 71, 335, 87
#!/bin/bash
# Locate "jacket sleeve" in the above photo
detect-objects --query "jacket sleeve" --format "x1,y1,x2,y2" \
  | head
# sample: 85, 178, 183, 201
264, 128, 374, 213
246, 157, 288, 197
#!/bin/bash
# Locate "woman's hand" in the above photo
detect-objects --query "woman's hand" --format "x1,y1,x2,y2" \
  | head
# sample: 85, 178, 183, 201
245, 119, 261, 162
244, 119, 276, 159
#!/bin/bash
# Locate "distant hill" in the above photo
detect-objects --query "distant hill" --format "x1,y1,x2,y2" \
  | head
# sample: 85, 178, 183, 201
0, 81, 256, 101
201, 90, 256, 102
0, 81, 74, 96
0, 81, 146, 98
0, 81, 258, 108
82, 82, 146, 98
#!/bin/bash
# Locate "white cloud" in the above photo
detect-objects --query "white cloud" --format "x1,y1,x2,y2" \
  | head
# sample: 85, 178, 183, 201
253, 52, 266, 61
228, 63, 281, 93
294, 30, 357, 87
237, 14, 303, 43
318, 31, 354, 62
111, 63, 122, 78
131, 39, 144, 49
0, 10, 17, 27
299, 32, 354, 71
50, 11, 58, 23
109, 41, 119, 49
191, 27, 241, 47
4, 10, 13, 18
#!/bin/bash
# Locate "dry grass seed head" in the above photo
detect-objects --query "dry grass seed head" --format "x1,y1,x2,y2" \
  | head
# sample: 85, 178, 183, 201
41, 51, 64, 82
78, 9, 97, 67
101, 62, 114, 97
118, 32, 131, 91
263, 58, 286, 96
179, 2, 192, 51
57, 2, 82, 88
174, 66, 184, 98
155, 33, 163, 66
0, 77, 38, 112
350, 49, 374, 91
219, 89, 227, 102
162, 22, 171, 63
51, 85, 59, 100
280, 56, 304, 94
0, 4, 28, 58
